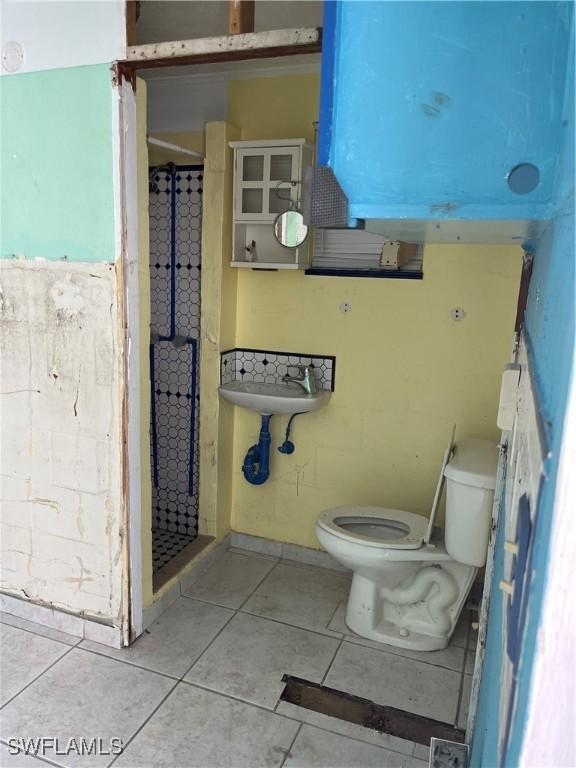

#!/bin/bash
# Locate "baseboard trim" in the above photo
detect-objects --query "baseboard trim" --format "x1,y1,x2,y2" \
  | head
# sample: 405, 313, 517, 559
230, 531, 349, 573
0, 592, 122, 649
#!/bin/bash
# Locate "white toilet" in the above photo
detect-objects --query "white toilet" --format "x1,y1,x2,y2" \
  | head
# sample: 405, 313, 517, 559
316, 438, 499, 651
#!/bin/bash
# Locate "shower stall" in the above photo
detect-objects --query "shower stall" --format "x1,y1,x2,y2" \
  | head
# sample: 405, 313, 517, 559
148, 163, 203, 574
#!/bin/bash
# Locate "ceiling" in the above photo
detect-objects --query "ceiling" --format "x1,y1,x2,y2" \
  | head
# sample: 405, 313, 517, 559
143, 52, 320, 134
140, 52, 320, 82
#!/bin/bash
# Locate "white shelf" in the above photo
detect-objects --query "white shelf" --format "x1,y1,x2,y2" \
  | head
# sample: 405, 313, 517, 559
229, 139, 313, 270
230, 261, 301, 270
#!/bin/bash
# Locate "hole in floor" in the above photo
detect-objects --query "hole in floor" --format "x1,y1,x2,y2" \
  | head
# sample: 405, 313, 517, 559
279, 674, 466, 746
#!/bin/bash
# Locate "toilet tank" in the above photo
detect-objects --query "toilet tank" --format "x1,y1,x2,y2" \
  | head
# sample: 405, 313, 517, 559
443, 439, 499, 567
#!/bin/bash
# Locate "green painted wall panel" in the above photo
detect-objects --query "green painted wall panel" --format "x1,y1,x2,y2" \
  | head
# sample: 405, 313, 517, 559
1, 64, 116, 262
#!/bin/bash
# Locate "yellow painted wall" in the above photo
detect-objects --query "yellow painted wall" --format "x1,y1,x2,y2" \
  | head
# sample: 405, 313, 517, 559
227, 75, 523, 548
229, 75, 319, 142
198, 122, 240, 541
148, 131, 204, 166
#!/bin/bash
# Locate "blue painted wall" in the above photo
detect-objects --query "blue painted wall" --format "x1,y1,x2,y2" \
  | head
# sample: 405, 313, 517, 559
471, 11, 574, 766
319, 1, 572, 225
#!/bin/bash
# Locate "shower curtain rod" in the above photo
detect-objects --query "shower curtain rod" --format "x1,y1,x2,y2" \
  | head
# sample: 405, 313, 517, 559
147, 136, 204, 160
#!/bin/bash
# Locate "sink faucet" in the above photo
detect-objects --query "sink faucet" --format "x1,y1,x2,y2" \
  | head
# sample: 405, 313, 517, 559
282, 365, 317, 395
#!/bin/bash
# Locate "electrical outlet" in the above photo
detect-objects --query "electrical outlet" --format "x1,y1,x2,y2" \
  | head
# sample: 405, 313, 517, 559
340, 302, 352, 314
451, 307, 466, 321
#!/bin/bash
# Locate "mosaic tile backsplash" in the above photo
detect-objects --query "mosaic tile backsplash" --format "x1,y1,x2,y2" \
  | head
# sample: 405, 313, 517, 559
220, 348, 336, 391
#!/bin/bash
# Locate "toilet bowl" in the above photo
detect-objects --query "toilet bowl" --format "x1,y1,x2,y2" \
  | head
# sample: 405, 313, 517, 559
316, 438, 498, 651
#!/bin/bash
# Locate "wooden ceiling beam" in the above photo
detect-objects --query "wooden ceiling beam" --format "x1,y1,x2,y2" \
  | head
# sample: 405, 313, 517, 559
122, 27, 321, 71
229, 0, 255, 35
126, 0, 139, 47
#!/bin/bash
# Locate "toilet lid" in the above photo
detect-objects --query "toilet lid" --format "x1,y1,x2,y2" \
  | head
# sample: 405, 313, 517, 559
317, 507, 428, 549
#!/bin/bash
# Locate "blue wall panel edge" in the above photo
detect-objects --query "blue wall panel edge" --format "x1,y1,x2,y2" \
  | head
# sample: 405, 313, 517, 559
471, 10, 575, 760
317, 0, 337, 167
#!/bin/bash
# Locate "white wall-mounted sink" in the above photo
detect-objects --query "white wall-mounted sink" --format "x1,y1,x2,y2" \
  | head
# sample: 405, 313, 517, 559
218, 381, 331, 415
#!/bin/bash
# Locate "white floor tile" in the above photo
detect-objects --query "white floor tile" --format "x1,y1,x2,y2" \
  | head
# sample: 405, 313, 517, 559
80, 597, 232, 678
325, 642, 461, 724
242, 563, 350, 635
115, 683, 299, 768
327, 603, 465, 672
450, 613, 471, 649
284, 725, 428, 768
0, 612, 80, 646
183, 551, 276, 609
186, 613, 340, 709
0, 741, 50, 767
0, 649, 175, 768
275, 700, 416, 756
412, 743, 431, 761
458, 675, 473, 730
0, 624, 70, 706
465, 650, 476, 675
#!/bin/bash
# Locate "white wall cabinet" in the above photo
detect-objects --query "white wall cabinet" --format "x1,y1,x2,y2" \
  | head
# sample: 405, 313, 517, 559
230, 139, 312, 269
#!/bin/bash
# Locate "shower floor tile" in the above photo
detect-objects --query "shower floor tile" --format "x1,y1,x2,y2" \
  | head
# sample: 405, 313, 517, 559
152, 528, 195, 573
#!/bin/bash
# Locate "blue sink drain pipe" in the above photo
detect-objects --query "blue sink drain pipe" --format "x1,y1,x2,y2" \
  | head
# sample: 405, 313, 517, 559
242, 415, 272, 485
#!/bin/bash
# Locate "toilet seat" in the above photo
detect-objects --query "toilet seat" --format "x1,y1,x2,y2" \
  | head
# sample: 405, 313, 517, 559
317, 507, 428, 549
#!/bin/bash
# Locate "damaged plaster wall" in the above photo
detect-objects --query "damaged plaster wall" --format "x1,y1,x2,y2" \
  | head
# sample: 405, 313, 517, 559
1, 52, 127, 631
0, 260, 125, 622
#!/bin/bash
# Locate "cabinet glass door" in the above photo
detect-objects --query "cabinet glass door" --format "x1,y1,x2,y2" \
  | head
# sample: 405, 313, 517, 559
236, 147, 300, 220
268, 149, 299, 215
236, 149, 266, 218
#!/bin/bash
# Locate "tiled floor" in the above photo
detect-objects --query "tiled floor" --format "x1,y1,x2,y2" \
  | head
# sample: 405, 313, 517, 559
0, 549, 476, 768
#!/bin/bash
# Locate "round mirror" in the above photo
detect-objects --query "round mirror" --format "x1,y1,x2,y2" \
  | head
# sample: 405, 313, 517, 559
273, 210, 309, 248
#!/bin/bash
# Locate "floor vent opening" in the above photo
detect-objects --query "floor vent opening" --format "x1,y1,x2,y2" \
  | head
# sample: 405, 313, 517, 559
280, 675, 466, 747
